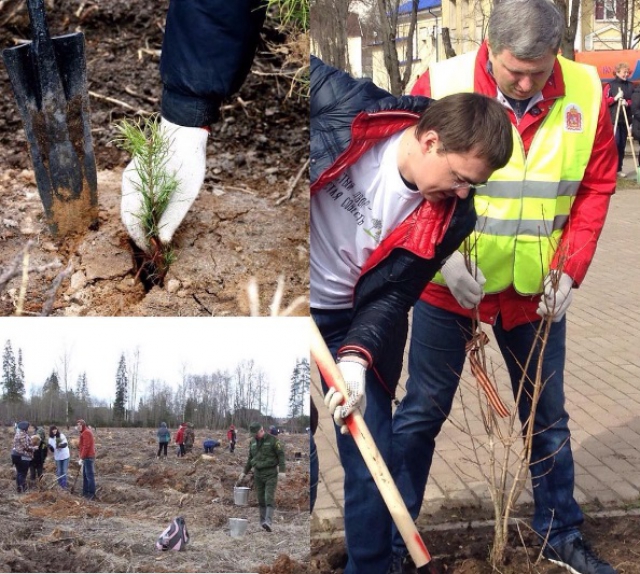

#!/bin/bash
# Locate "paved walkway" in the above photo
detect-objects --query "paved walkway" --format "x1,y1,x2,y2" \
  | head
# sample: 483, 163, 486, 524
311, 171, 640, 535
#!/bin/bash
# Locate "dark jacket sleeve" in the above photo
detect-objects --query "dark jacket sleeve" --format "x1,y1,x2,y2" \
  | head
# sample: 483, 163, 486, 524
631, 86, 640, 141
338, 192, 477, 385
160, 0, 267, 126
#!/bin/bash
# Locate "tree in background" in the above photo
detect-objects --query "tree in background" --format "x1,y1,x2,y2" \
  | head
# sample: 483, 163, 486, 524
376, 0, 419, 95
114, 354, 128, 423
288, 357, 311, 431
2, 339, 25, 404
310, 0, 351, 70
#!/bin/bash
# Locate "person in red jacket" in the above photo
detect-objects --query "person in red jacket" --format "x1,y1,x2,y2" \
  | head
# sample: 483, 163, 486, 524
175, 423, 186, 457
76, 419, 96, 500
311, 56, 513, 574
391, 1, 617, 573
227, 424, 237, 453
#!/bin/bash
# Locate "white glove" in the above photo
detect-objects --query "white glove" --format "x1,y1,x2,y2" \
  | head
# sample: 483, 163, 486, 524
278, 472, 286, 480
537, 271, 573, 322
238, 472, 246, 482
614, 88, 624, 102
441, 251, 486, 309
324, 357, 367, 435
78, 459, 83, 468
121, 117, 208, 252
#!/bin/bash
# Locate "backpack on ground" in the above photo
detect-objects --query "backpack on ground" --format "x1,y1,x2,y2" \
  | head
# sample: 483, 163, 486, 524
155, 516, 189, 551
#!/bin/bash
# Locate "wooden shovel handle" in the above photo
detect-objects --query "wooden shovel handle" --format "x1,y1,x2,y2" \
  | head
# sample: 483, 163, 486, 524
310, 318, 434, 571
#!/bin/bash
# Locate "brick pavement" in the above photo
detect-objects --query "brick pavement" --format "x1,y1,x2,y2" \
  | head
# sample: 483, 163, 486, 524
311, 179, 640, 535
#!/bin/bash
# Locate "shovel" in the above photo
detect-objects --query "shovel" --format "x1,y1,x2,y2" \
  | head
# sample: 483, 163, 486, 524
2, 0, 98, 237
310, 319, 440, 574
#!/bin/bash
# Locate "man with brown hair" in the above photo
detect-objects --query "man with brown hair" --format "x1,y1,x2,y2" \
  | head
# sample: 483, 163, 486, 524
311, 55, 514, 574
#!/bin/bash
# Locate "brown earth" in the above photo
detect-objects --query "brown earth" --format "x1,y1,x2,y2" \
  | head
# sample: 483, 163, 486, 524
0, 0, 309, 316
0, 426, 310, 572
310, 506, 640, 573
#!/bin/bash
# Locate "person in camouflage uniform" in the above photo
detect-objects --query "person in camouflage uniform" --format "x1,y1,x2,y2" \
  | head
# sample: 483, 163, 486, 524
238, 422, 286, 531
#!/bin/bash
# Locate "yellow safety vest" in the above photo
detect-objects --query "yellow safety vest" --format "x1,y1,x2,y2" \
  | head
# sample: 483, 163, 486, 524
430, 51, 601, 294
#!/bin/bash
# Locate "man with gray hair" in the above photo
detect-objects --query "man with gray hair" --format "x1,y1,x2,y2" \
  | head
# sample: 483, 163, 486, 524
391, 1, 617, 573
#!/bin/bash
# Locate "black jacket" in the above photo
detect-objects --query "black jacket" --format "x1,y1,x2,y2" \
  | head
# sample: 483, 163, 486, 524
631, 85, 640, 141
608, 77, 633, 125
311, 56, 476, 389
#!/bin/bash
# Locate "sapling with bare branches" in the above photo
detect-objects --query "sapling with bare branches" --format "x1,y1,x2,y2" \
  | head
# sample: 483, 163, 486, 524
115, 115, 178, 286
456, 235, 572, 569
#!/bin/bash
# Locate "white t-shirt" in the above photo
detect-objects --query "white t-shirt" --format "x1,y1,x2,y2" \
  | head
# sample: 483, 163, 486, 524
311, 132, 424, 309
48, 433, 70, 461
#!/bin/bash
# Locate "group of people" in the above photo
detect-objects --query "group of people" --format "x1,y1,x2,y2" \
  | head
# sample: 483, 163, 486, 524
312, 1, 618, 574
156, 422, 240, 457
11, 419, 96, 500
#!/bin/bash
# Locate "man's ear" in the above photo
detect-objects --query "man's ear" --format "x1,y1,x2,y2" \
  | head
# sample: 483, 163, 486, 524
418, 129, 440, 154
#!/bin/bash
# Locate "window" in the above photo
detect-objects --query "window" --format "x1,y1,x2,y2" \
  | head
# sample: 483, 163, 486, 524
595, 0, 623, 21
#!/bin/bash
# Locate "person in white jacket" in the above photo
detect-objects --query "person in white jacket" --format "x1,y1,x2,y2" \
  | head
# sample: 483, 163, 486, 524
48, 425, 71, 489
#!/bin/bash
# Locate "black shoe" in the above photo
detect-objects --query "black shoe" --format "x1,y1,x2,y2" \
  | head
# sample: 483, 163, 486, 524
543, 535, 617, 574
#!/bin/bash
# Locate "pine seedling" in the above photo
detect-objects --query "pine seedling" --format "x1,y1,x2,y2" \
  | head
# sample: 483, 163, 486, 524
115, 115, 178, 286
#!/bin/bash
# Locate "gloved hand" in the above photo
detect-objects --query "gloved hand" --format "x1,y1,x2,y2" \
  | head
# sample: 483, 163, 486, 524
614, 88, 625, 102
278, 472, 286, 480
537, 271, 573, 322
238, 472, 246, 483
78, 459, 83, 468
121, 117, 208, 252
441, 251, 486, 309
324, 355, 368, 435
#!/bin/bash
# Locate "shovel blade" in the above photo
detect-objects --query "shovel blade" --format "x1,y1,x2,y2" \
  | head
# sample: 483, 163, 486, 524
3, 32, 98, 237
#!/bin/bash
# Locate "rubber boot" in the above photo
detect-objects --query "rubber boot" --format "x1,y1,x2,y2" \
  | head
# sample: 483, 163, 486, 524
262, 505, 274, 532
259, 505, 266, 525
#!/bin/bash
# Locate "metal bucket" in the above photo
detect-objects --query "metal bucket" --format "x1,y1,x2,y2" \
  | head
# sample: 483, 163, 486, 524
234, 486, 250, 506
229, 517, 248, 538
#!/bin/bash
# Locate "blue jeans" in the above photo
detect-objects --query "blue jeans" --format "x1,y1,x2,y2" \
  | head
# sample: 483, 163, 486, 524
313, 308, 399, 574
56, 458, 70, 488
82, 458, 96, 499
391, 301, 583, 556
310, 432, 319, 513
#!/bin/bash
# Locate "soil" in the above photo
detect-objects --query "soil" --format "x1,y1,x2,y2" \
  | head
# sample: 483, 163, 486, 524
310, 506, 640, 573
0, 426, 310, 572
0, 0, 309, 316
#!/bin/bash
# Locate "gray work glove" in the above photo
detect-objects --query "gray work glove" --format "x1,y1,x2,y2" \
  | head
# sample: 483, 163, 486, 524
324, 357, 367, 436
441, 251, 486, 309
537, 271, 573, 322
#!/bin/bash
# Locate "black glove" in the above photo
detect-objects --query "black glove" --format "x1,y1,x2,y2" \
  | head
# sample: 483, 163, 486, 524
48, 445, 55, 452
58, 442, 67, 449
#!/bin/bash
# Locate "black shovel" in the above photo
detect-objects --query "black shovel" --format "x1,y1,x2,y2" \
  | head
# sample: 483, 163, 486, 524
2, 0, 98, 237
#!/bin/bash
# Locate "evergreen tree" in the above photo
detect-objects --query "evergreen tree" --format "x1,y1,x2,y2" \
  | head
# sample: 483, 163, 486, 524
76, 372, 90, 402
114, 354, 128, 422
288, 357, 310, 419
2, 340, 24, 402
43, 371, 60, 394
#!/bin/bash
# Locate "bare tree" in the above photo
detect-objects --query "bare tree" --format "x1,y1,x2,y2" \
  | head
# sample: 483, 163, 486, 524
375, 0, 419, 95
127, 347, 140, 424
310, 0, 351, 69
554, 0, 581, 58
57, 345, 73, 426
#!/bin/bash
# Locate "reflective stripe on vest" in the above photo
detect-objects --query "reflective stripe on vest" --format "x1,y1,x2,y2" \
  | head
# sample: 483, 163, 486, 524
430, 52, 601, 294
